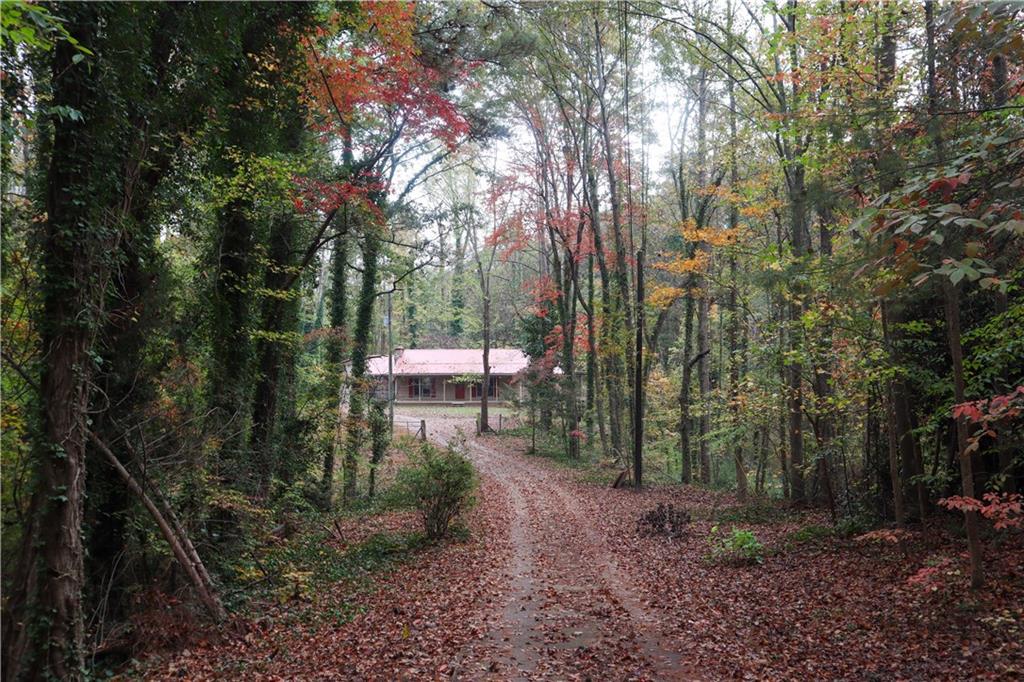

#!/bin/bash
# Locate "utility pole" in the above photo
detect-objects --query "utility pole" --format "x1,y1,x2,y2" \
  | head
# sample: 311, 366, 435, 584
387, 286, 394, 434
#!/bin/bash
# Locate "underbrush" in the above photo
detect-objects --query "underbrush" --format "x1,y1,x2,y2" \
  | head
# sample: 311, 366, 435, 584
222, 437, 477, 621
511, 429, 594, 470
391, 437, 477, 541
785, 523, 836, 546
706, 525, 766, 565
229, 520, 427, 618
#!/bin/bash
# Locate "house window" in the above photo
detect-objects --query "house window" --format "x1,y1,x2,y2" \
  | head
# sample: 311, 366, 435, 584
471, 377, 499, 399
409, 376, 434, 398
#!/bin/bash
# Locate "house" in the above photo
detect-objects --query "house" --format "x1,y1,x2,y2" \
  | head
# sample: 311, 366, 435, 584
365, 348, 530, 404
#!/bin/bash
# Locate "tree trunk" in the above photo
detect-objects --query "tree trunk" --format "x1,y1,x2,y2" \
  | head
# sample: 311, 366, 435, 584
811, 208, 837, 521
88, 432, 226, 621
451, 225, 465, 338
480, 289, 491, 433
885, 380, 906, 527
786, 164, 807, 503
695, 64, 712, 487
250, 211, 301, 494
344, 223, 382, 503
593, 17, 634, 457
3, 19, 98, 677
633, 250, 645, 487
679, 297, 695, 484
784, 0, 808, 505
322, 217, 348, 509
942, 279, 984, 588
726, 64, 746, 502
584, 141, 624, 463
586, 254, 598, 446
727, 256, 746, 502
777, 304, 791, 501
698, 291, 712, 485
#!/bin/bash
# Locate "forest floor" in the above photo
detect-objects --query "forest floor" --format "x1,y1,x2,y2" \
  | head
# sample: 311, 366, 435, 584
138, 411, 1023, 680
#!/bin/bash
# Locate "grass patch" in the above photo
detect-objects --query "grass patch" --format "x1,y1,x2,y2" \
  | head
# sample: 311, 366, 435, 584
396, 404, 518, 418
782, 523, 836, 551
520, 433, 592, 469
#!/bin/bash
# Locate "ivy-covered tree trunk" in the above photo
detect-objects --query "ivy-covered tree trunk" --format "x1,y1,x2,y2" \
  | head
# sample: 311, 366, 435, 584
3, 11, 100, 677
249, 99, 307, 494
321, 215, 348, 509
208, 57, 260, 486
208, 4, 311, 489
250, 212, 302, 494
344, 222, 381, 503
584, 143, 624, 463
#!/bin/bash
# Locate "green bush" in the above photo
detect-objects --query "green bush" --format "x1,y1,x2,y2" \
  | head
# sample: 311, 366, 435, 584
706, 525, 765, 565
782, 520, 839, 548
835, 513, 878, 538
787, 523, 835, 545
395, 439, 476, 541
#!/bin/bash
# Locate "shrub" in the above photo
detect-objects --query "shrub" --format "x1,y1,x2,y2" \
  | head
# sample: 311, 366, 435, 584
787, 523, 835, 546
835, 513, 878, 538
637, 503, 691, 538
706, 525, 765, 565
395, 439, 476, 541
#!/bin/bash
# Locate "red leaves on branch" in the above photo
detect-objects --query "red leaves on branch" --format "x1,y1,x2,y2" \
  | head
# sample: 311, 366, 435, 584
940, 493, 1023, 530
953, 385, 1024, 453
927, 172, 972, 202
292, 175, 384, 215
305, 2, 471, 154
524, 275, 560, 318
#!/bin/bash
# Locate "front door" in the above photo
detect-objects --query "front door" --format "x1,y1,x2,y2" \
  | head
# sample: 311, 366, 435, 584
454, 383, 466, 400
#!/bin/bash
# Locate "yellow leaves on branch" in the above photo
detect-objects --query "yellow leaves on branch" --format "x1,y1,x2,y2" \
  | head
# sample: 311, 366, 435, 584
677, 218, 737, 247
646, 285, 686, 310
653, 249, 710, 276
694, 184, 742, 203
739, 198, 785, 221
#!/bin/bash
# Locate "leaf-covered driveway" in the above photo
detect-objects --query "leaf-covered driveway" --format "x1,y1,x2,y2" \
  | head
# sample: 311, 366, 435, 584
148, 413, 1021, 680
426, 415, 692, 681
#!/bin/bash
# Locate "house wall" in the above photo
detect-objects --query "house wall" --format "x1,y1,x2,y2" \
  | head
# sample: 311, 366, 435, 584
389, 375, 520, 404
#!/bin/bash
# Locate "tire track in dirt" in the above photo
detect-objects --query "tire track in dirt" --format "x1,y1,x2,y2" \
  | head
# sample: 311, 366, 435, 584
406, 413, 694, 681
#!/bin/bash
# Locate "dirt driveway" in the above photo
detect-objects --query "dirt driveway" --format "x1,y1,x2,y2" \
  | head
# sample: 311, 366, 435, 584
396, 409, 692, 681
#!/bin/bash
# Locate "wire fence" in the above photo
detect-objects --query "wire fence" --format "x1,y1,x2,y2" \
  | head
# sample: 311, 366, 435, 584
477, 413, 521, 433
393, 419, 426, 440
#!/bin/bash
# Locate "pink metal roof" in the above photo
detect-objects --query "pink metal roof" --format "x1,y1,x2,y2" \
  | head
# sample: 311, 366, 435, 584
366, 348, 529, 376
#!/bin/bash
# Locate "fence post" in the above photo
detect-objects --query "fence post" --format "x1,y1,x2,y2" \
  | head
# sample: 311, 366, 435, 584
419, 419, 427, 441
499, 414, 503, 432
475, 415, 481, 436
